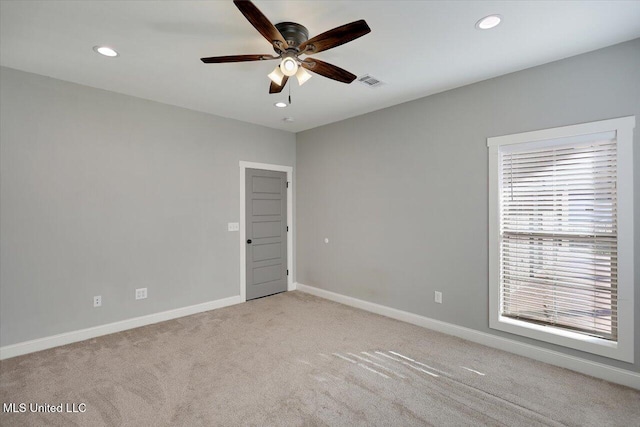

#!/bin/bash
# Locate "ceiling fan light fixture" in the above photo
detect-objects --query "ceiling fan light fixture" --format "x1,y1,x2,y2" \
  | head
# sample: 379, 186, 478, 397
199, 1, 371, 93
476, 14, 502, 30
295, 67, 312, 86
280, 57, 298, 77
274, 102, 288, 108
268, 66, 285, 86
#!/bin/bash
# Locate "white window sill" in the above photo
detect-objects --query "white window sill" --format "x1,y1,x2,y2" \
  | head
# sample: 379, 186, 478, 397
491, 315, 632, 363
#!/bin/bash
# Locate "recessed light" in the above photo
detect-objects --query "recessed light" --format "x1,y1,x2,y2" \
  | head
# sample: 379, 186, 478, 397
476, 14, 502, 30
93, 46, 118, 57
274, 102, 288, 108
282, 117, 294, 123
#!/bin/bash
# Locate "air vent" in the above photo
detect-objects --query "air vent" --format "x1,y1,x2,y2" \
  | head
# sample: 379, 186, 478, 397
358, 74, 385, 88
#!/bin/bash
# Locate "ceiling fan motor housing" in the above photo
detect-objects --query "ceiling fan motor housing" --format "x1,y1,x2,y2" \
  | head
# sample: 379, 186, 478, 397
274, 22, 309, 52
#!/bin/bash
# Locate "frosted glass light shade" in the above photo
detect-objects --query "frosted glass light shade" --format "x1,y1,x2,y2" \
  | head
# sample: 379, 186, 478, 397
268, 66, 285, 86
280, 57, 298, 77
295, 67, 312, 86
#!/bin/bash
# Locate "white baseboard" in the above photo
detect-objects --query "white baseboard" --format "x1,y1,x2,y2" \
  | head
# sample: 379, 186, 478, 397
295, 283, 640, 390
0, 295, 243, 360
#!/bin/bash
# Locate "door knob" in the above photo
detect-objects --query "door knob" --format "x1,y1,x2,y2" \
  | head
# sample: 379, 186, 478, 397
247, 239, 252, 244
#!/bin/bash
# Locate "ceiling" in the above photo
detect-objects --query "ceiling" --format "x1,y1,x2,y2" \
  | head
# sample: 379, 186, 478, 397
1, 1, 639, 133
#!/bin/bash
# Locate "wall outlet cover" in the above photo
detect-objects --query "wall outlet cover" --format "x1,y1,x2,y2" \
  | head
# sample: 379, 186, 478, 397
434, 291, 442, 304
135, 288, 148, 300
93, 295, 102, 307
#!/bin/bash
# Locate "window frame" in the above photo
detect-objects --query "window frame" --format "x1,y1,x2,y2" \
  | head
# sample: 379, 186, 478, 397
488, 116, 635, 362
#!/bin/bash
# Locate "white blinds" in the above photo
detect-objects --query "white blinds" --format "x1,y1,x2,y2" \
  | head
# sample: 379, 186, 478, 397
499, 136, 618, 340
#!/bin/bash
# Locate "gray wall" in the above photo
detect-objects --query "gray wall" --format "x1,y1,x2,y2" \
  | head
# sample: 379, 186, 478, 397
296, 39, 640, 373
0, 67, 295, 346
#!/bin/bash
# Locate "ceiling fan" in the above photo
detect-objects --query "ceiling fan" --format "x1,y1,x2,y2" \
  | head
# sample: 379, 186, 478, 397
200, 0, 371, 94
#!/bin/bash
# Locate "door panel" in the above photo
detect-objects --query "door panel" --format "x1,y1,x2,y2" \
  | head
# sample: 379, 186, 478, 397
246, 169, 287, 300
252, 221, 281, 238
252, 199, 281, 215
252, 264, 282, 285
253, 242, 282, 262
252, 176, 282, 193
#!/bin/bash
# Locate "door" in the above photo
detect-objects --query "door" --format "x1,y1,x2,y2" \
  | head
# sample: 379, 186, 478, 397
245, 168, 288, 300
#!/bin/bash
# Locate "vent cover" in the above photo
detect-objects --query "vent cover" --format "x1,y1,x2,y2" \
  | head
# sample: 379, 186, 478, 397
358, 74, 385, 88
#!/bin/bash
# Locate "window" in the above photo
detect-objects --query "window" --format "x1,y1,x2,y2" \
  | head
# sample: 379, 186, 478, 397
488, 117, 635, 362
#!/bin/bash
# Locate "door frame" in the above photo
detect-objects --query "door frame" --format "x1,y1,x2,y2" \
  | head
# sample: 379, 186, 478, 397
239, 161, 293, 302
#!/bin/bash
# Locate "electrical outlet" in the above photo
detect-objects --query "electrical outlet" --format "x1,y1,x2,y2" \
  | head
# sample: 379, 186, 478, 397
93, 295, 102, 307
135, 288, 147, 300
434, 291, 442, 304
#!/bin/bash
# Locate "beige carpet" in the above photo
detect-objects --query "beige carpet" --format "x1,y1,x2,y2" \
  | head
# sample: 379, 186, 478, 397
1, 291, 638, 426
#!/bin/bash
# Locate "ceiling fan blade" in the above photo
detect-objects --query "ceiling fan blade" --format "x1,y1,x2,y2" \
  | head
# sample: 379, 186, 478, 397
299, 20, 370, 55
233, 0, 289, 51
269, 75, 289, 94
301, 59, 356, 83
201, 54, 278, 63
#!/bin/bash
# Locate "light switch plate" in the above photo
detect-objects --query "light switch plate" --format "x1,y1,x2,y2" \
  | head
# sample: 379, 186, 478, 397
228, 222, 239, 232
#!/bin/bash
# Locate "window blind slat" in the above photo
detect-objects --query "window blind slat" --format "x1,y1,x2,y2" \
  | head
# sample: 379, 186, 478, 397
503, 142, 616, 159
501, 297, 617, 316
501, 287, 617, 306
503, 267, 616, 285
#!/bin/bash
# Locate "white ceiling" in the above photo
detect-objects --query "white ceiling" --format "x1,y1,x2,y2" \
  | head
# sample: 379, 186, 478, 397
2, 1, 639, 133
